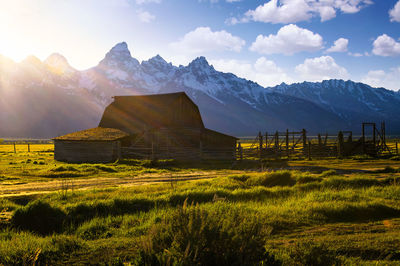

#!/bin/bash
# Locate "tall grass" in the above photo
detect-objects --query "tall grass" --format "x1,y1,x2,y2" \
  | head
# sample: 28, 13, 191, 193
3, 168, 400, 264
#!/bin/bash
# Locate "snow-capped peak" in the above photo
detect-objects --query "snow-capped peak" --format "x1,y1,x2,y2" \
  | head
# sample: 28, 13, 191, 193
187, 56, 215, 75
99, 42, 140, 70
44, 53, 75, 75
109, 42, 130, 56
189, 56, 211, 68
150, 54, 166, 63
21, 55, 42, 66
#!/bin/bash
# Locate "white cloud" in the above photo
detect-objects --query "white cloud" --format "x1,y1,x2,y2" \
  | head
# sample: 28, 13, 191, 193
295, 56, 349, 81
348, 52, 363, 57
210, 57, 293, 87
361, 67, 400, 91
135, 0, 161, 4
199, 0, 241, 2
317, 6, 337, 22
372, 34, 400, 56
238, 0, 372, 24
389, 1, 400, 22
249, 24, 323, 55
170, 27, 245, 54
326, 38, 348, 53
137, 9, 155, 23
244, 0, 311, 24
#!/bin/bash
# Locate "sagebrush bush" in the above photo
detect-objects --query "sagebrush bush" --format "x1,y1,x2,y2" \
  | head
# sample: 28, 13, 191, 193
11, 201, 66, 235
296, 175, 322, 184
137, 200, 280, 265
286, 242, 341, 266
246, 171, 296, 187
229, 174, 250, 183
321, 176, 381, 189
319, 169, 337, 177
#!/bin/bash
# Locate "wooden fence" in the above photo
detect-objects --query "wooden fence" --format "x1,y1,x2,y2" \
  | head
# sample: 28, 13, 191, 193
236, 123, 397, 160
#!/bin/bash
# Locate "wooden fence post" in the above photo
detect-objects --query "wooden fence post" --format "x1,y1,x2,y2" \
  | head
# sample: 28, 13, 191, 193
238, 142, 243, 161
362, 123, 366, 154
337, 131, 344, 158
258, 131, 263, 150
28, 143, 30, 152
302, 129, 307, 152
286, 129, 289, 156
258, 131, 263, 160
275, 131, 279, 150
13, 142, 16, 153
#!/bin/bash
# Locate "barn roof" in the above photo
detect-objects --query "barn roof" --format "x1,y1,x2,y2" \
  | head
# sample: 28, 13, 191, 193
99, 92, 204, 134
204, 128, 239, 140
53, 127, 129, 141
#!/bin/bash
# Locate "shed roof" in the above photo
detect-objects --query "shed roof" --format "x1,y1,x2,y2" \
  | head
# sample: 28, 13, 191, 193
204, 128, 239, 140
53, 127, 129, 141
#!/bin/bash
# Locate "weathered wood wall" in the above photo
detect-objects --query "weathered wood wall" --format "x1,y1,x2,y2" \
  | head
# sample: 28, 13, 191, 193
121, 127, 236, 160
54, 140, 120, 163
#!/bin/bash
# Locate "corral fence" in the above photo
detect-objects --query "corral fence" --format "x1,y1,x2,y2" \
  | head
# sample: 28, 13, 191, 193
236, 122, 397, 160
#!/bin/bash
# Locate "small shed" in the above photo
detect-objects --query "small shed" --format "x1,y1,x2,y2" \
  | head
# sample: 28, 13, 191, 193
53, 127, 129, 163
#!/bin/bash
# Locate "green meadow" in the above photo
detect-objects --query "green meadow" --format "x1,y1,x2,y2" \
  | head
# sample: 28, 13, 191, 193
1, 144, 400, 265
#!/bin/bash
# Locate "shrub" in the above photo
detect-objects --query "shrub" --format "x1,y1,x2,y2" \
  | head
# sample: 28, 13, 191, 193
296, 175, 322, 184
287, 242, 341, 266
246, 171, 296, 187
316, 203, 400, 223
11, 201, 66, 235
95, 165, 117, 173
51, 166, 78, 172
137, 200, 280, 265
229, 174, 250, 183
319, 169, 337, 177
321, 177, 381, 190
76, 220, 110, 240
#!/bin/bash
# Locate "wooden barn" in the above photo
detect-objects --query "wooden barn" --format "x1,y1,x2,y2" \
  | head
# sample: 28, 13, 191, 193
53, 127, 129, 163
54, 92, 237, 162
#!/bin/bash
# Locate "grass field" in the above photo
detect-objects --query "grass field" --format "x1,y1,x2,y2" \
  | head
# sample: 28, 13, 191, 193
1, 144, 400, 264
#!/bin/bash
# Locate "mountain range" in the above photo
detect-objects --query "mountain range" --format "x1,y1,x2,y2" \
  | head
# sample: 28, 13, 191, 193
1, 42, 399, 138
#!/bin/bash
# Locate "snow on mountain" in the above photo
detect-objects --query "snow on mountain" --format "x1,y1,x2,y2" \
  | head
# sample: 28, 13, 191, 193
44, 53, 76, 76
1, 42, 400, 137
269, 79, 400, 132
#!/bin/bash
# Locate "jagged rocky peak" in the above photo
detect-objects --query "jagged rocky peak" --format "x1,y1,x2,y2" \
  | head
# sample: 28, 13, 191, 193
188, 56, 214, 71
45, 53, 69, 66
44, 53, 75, 74
109, 42, 131, 57
99, 42, 139, 69
150, 54, 166, 63
142, 54, 175, 74
21, 55, 42, 66
143, 54, 168, 66
0, 54, 15, 64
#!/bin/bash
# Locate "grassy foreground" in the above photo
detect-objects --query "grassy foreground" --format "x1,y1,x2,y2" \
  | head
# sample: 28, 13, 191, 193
1, 144, 400, 264
1, 169, 400, 264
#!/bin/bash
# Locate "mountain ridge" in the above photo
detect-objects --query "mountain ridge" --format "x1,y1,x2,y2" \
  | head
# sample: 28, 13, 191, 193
0, 42, 399, 138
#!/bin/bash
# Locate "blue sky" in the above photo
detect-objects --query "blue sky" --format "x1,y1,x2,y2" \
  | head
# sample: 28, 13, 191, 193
1, 0, 400, 90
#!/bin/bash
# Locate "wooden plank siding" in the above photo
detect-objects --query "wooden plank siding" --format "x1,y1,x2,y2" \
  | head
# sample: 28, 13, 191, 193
121, 127, 237, 160
54, 140, 121, 163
